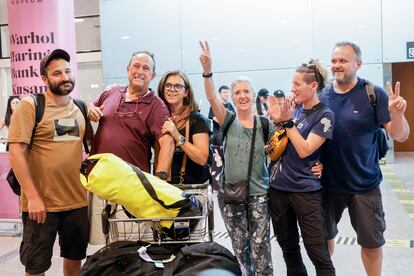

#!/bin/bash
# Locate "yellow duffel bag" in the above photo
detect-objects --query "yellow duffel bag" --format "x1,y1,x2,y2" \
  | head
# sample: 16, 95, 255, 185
80, 153, 202, 239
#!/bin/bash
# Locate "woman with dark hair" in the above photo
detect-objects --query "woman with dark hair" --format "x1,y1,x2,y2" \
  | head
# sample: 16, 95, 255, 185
158, 70, 210, 184
256, 88, 269, 116
0, 96, 20, 134
268, 59, 336, 275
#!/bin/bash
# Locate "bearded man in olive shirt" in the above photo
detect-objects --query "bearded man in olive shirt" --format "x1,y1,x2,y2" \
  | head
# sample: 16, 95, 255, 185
9, 49, 89, 276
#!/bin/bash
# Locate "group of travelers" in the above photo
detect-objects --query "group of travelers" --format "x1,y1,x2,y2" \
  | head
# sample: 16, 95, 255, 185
7, 39, 410, 276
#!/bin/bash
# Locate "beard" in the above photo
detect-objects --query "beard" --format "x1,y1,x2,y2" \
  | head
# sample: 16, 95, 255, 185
333, 71, 356, 85
48, 79, 75, 95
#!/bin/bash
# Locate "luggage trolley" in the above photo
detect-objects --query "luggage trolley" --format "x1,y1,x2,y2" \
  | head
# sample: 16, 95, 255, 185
101, 183, 214, 245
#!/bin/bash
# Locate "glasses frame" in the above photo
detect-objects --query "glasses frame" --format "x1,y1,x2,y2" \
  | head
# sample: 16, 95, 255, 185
164, 82, 186, 92
114, 92, 139, 119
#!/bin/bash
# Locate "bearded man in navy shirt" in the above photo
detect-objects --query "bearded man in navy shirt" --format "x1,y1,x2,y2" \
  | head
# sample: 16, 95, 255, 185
320, 41, 410, 276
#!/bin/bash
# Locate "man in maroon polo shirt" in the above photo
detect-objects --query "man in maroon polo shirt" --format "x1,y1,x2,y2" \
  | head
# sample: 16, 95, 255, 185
88, 51, 174, 179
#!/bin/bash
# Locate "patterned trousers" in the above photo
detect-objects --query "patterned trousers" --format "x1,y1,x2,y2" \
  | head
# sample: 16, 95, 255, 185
218, 192, 273, 276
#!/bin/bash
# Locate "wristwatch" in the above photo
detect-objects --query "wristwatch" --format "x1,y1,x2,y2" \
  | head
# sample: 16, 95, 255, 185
281, 119, 294, 129
155, 171, 168, 181
176, 135, 187, 146
202, 72, 213, 78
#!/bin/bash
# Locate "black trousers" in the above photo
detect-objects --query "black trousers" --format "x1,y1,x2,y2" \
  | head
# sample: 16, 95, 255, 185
269, 188, 335, 276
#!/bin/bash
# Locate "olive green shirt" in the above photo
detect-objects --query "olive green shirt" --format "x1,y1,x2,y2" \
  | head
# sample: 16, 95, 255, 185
221, 111, 275, 196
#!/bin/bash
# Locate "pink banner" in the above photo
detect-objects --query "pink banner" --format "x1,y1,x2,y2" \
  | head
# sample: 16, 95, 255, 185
0, 153, 19, 219
7, 0, 78, 98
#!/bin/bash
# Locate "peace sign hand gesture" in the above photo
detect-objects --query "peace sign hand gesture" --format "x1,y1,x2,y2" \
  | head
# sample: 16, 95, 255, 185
386, 81, 407, 117
199, 41, 212, 74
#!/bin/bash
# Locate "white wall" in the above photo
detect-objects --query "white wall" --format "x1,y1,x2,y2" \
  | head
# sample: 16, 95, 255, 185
1, 0, 413, 119
100, 0, 413, 116
382, 0, 414, 63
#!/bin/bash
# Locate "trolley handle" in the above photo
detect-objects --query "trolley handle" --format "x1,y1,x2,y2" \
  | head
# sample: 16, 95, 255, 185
174, 183, 209, 190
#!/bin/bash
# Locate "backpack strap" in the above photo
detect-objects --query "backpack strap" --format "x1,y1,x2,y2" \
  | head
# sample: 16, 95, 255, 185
28, 94, 93, 153
73, 98, 93, 154
221, 112, 236, 141
364, 81, 388, 136
365, 80, 376, 107
28, 93, 45, 149
131, 164, 189, 209
364, 80, 380, 125
259, 116, 269, 144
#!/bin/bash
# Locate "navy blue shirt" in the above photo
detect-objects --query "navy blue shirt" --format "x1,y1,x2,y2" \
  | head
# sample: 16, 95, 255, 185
269, 104, 334, 192
320, 78, 391, 194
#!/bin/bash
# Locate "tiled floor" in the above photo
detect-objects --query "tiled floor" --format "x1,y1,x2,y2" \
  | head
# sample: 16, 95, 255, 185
1, 152, 413, 275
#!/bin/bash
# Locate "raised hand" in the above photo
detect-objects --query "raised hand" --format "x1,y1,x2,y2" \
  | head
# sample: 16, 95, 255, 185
199, 41, 212, 73
280, 97, 295, 122
386, 81, 407, 117
267, 95, 282, 122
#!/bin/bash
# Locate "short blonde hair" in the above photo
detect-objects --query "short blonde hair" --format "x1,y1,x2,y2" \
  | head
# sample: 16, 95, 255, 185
230, 76, 255, 95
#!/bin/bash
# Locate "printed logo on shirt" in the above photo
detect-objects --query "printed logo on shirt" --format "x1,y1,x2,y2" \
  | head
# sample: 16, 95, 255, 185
53, 118, 80, 141
320, 117, 332, 133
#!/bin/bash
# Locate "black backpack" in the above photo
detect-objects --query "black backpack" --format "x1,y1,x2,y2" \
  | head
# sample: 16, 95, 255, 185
365, 81, 390, 160
7, 93, 92, 196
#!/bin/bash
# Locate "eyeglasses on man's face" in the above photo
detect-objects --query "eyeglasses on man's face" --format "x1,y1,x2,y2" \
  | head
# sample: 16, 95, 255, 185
164, 82, 186, 92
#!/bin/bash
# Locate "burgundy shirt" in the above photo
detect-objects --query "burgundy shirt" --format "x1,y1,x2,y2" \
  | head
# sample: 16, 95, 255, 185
90, 85, 170, 172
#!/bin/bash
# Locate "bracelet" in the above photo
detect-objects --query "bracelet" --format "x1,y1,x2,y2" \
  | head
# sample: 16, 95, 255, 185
202, 72, 213, 78
154, 171, 168, 181
281, 119, 294, 129
274, 122, 282, 128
